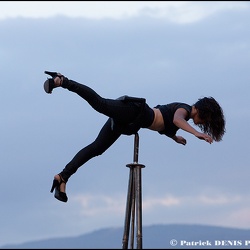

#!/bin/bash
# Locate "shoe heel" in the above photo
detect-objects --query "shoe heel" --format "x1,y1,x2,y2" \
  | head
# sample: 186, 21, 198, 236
50, 179, 59, 193
44, 71, 58, 78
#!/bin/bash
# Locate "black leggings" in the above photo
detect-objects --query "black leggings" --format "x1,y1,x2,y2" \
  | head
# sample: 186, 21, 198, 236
59, 79, 154, 182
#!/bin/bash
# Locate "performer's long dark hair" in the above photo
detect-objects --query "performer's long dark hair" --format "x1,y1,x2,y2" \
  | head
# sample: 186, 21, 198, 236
194, 97, 226, 141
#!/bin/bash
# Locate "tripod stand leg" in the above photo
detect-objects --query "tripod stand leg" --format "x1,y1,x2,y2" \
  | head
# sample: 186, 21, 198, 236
135, 166, 143, 249
122, 167, 134, 249
130, 168, 136, 249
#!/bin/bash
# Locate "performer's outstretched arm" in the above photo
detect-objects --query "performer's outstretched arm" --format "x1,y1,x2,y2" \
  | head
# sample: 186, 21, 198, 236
173, 108, 213, 144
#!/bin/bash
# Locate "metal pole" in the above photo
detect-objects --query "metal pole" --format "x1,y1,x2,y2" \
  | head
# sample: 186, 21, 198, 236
134, 133, 139, 163
122, 133, 145, 249
131, 133, 139, 249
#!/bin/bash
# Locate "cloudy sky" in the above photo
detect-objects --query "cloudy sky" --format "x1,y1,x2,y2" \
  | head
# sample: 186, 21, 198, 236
0, 1, 250, 247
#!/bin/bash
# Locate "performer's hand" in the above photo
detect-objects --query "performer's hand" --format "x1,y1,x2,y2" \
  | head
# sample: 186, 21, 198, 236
174, 135, 187, 145
195, 132, 213, 144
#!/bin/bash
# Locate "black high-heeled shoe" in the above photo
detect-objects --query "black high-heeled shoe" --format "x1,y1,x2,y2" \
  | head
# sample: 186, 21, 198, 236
50, 174, 68, 202
43, 71, 64, 94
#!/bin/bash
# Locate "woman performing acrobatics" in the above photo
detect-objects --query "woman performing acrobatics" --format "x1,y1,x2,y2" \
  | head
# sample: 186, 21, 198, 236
43, 71, 225, 203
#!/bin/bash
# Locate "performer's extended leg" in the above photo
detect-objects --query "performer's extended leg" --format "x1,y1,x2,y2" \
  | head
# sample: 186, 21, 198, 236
59, 118, 121, 182
62, 78, 141, 123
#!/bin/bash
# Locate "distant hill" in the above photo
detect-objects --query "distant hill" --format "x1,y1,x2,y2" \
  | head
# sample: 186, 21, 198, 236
1, 224, 250, 249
